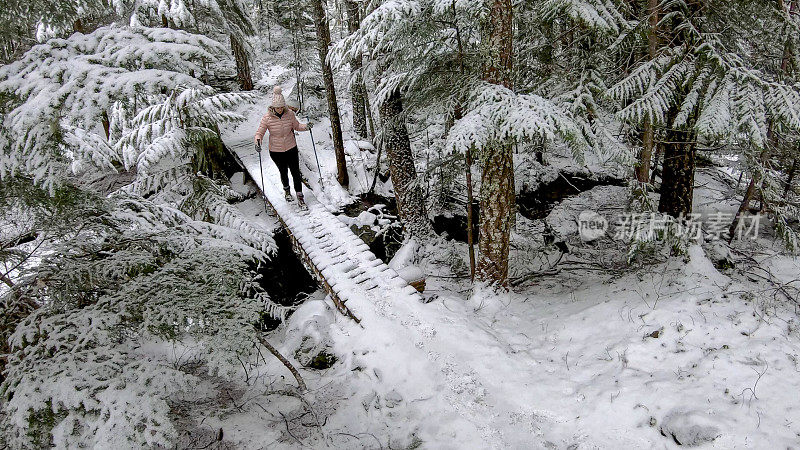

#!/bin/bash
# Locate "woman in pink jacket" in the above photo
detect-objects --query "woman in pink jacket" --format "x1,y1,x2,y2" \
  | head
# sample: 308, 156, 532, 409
254, 86, 311, 206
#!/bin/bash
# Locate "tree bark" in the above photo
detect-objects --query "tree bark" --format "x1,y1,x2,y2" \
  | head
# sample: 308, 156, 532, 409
369, 138, 383, 193
476, 0, 514, 286
465, 148, 476, 280
290, 9, 304, 111
478, 141, 515, 284
451, 5, 476, 278
656, 1, 705, 218
381, 89, 432, 238
101, 111, 110, 140
364, 87, 376, 139
728, 169, 759, 242
230, 34, 254, 91
73, 19, 85, 34
636, 0, 659, 183
785, 157, 797, 199
650, 140, 663, 182
345, 0, 368, 139
311, 0, 348, 186
657, 126, 696, 217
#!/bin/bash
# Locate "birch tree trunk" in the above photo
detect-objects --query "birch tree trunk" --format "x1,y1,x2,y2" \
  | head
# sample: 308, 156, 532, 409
345, 0, 368, 139
230, 34, 254, 91
381, 89, 432, 238
311, 0, 348, 186
476, 0, 514, 286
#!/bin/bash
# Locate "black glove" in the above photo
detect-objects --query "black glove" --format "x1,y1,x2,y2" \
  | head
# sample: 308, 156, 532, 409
255, 140, 262, 152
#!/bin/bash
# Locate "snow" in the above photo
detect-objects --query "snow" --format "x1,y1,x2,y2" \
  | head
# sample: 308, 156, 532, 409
355, 211, 377, 227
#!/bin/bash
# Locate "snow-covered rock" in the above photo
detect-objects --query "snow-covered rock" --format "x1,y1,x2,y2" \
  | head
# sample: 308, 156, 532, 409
283, 299, 337, 368
230, 171, 256, 196
356, 211, 378, 227
396, 265, 424, 283
388, 239, 419, 270
660, 409, 720, 446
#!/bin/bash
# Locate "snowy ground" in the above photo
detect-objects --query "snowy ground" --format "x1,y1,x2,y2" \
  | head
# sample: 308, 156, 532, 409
183, 230, 800, 448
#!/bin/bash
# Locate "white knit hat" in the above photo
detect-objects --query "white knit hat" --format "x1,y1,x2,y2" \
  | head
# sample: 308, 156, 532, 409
271, 86, 286, 108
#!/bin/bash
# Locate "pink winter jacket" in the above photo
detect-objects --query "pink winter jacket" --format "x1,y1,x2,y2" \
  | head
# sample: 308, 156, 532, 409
254, 107, 308, 152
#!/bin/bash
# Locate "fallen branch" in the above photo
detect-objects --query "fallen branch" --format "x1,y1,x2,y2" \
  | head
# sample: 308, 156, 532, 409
257, 335, 307, 391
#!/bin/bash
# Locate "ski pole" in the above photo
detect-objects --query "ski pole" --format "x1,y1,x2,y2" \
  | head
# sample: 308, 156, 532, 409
256, 142, 269, 211
309, 128, 323, 188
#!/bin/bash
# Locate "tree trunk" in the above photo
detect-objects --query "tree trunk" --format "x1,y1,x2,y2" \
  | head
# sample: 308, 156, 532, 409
478, 142, 515, 284
364, 87, 376, 139
381, 89, 432, 238
657, 127, 696, 217
102, 111, 110, 140
345, 0, 368, 139
728, 170, 759, 242
230, 34, 254, 91
781, 0, 798, 77
650, 140, 663, 182
476, 0, 514, 286
311, 0, 348, 186
655, 0, 705, 219
638, 124, 655, 183
465, 148, 476, 280
369, 138, 383, 193
636, 0, 659, 183
290, 9, 304, 111
73, 19, 85, 34
785, 157, 797, 199
451, 9, 475, 279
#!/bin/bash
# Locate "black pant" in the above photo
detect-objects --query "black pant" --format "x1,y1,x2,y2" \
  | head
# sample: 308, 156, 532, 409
269, 146, 303, 193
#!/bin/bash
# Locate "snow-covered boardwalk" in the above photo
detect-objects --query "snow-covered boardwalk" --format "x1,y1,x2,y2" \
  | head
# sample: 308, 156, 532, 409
223, 136, 422, 323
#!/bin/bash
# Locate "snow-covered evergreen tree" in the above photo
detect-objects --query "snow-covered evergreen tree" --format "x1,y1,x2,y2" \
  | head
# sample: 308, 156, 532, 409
607, 0, 800, 249
333, 0, 586, 283
0, 5, 301, 446
0, 189, 287, 448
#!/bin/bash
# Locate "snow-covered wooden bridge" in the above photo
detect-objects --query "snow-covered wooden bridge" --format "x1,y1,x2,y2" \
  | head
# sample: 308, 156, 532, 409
220, 107, 554, 446
223, 136, 423, 323
219, 104, 524, 445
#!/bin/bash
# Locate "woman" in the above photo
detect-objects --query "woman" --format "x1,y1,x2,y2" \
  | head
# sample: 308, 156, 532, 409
254, 86, 312, 207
